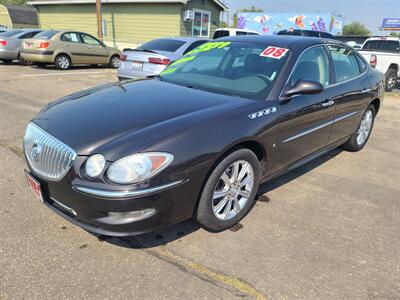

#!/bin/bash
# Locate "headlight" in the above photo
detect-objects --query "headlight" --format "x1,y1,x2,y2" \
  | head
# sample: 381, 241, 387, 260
107, 152, 173, 184
85, 154, 106, 178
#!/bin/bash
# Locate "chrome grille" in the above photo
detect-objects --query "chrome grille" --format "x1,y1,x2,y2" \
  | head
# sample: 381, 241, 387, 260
24, 122, 77, 181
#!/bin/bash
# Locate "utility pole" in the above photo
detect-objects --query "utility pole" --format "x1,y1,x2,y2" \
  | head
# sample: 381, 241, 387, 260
96, 0, 103, 40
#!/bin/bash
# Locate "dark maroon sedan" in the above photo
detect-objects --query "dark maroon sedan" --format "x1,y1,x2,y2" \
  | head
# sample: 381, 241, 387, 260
23, 36, 384, 236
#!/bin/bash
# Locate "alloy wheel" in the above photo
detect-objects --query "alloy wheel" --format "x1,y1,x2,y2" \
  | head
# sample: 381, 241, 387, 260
111, 56, 120, 68
58, 56, 70, 69
212, 160, 254, 221
357, 109, 373, 146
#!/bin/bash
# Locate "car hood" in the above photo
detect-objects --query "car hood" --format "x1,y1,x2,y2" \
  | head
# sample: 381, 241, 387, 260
32, 79, 252, 158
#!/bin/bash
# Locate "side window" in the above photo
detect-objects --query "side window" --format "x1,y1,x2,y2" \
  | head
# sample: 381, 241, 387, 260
60, 32, 80, 43
291, 46, 330, 86
387, 41, 400, 52
355, 54, 367, 73
80, 33, 101, 45
328, 45, 361, 82
183, 40, 207, 54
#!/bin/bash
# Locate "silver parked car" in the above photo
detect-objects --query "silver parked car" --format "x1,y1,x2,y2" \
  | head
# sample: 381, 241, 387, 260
118, 37, 208, 80
0, 29, 42, 63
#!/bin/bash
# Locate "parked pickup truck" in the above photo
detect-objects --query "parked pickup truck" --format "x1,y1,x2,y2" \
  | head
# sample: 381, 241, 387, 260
358, 37, 400, 91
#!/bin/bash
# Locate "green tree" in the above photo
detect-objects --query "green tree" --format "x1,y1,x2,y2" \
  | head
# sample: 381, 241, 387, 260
342, 21, 370, 36
233, 6, 263, 28
389, 31, 400, 37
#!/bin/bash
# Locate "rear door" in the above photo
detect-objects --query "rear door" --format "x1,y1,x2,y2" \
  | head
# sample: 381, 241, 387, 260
59, 32, 84, 63
275, 45, 336, 170
79, 33, 108, 64
325, 44, 372, 143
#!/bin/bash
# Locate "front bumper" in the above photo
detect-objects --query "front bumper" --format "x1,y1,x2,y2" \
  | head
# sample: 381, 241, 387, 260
28, 169, 192, 237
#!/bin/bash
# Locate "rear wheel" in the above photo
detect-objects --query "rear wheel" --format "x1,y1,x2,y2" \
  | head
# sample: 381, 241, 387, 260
196, 148, 261, 232
342, 105, 376, 152
109, 55, 120, 68
385, 69, 397, 92
55, 54, 71, 70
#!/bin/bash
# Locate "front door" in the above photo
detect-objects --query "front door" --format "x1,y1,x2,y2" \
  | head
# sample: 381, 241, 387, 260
59, 32, 85, 64
79, 33, 109, 64
325, 45, 373, 143
274, 45, 335, 171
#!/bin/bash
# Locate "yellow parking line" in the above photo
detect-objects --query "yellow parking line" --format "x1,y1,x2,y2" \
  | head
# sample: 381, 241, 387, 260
148, 247, 268, 300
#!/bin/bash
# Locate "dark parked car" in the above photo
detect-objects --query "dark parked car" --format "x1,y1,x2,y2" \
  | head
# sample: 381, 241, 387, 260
278, 29, 336, 39
24, 36, 384, 236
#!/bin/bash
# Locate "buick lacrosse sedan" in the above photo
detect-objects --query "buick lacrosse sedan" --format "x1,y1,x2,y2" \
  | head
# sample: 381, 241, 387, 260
24, 36, 384, 236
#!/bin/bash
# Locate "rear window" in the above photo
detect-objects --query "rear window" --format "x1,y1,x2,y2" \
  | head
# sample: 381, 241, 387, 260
138, 39, 186, 52
363, 40, 400, 52
34, 30, 59, 40
213, 30, 230, 39
0, 30, 23, 37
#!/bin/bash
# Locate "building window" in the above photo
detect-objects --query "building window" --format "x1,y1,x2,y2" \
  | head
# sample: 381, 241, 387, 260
192, 10, 210, 37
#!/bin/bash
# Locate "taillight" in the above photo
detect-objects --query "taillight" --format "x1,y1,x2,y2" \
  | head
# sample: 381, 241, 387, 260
0, 39, 6, 47
37, 42, 50, 49
370, 54, 377, 68
148, 57, 170, 65
120, 54, 127, 61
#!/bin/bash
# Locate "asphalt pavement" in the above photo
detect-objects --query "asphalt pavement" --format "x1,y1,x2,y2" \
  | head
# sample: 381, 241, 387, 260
1, 63, 399, 299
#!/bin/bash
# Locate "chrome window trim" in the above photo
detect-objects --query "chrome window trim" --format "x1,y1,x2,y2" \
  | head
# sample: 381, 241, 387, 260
73, 180, 185, 199
283, 110, 359, 143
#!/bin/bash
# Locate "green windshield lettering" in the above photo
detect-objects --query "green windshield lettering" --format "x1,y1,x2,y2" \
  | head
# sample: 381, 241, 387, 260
169, 56, 195, 67
186, 41, 231, 56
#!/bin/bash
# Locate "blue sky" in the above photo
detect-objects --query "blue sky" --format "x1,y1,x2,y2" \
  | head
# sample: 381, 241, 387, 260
222, 0, 400, 34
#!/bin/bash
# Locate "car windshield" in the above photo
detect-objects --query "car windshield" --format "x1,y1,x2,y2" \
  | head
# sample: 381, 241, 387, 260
138, 39, 186, 52
34, 30, 59, 40
159, 41, 290, 100
0, 30, 23, 37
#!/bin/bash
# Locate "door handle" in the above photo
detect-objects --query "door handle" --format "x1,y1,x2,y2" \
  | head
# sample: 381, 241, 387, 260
321, 100, 335, 107
361, 88, 371, 93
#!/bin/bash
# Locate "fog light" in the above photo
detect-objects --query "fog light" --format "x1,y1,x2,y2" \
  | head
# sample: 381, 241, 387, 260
98, 208, 156, 225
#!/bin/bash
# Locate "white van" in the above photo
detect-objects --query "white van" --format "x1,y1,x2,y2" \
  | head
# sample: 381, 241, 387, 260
212, 28, 260, 39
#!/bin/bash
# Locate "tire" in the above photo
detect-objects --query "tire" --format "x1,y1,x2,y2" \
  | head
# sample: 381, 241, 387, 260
109, 55, 120, 68
342, 104, 376, 152
55, 54, 71, 70
385, 69, 397, 92
196, 148, 261, 232
0, 59, 12, 64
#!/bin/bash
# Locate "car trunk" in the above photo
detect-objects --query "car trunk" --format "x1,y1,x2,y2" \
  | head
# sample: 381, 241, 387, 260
22, 39, 52, 51
119, 49, 172, 77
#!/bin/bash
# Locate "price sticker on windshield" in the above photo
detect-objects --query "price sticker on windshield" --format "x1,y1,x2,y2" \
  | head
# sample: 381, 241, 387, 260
260, 46, 289, 59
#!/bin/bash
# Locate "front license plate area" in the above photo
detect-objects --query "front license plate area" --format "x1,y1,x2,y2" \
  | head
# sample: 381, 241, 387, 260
25, 170, 44, 203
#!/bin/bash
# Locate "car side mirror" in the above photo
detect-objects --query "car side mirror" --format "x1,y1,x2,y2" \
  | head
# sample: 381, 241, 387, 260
282, 80, 324, 99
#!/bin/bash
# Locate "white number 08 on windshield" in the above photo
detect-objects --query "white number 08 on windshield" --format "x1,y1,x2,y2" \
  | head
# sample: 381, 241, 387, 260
260, 46, 289, 59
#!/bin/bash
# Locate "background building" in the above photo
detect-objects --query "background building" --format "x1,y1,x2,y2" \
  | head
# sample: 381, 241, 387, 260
0, 4, 39, 29
237, 12, 344, 36
28, 0, 228, 49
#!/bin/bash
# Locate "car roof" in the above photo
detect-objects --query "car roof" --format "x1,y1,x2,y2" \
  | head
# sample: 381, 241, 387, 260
155, 37, 209, 42
217, 35, 343, 51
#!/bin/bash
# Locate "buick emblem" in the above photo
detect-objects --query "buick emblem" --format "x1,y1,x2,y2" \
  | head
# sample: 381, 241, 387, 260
31, 143, 43, 162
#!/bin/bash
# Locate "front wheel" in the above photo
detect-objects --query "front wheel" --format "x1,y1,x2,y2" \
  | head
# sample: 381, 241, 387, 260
109, 55, 120, 68
196, 148, 261, 232
55, 54, 71, 70
342, 105, 376, 152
